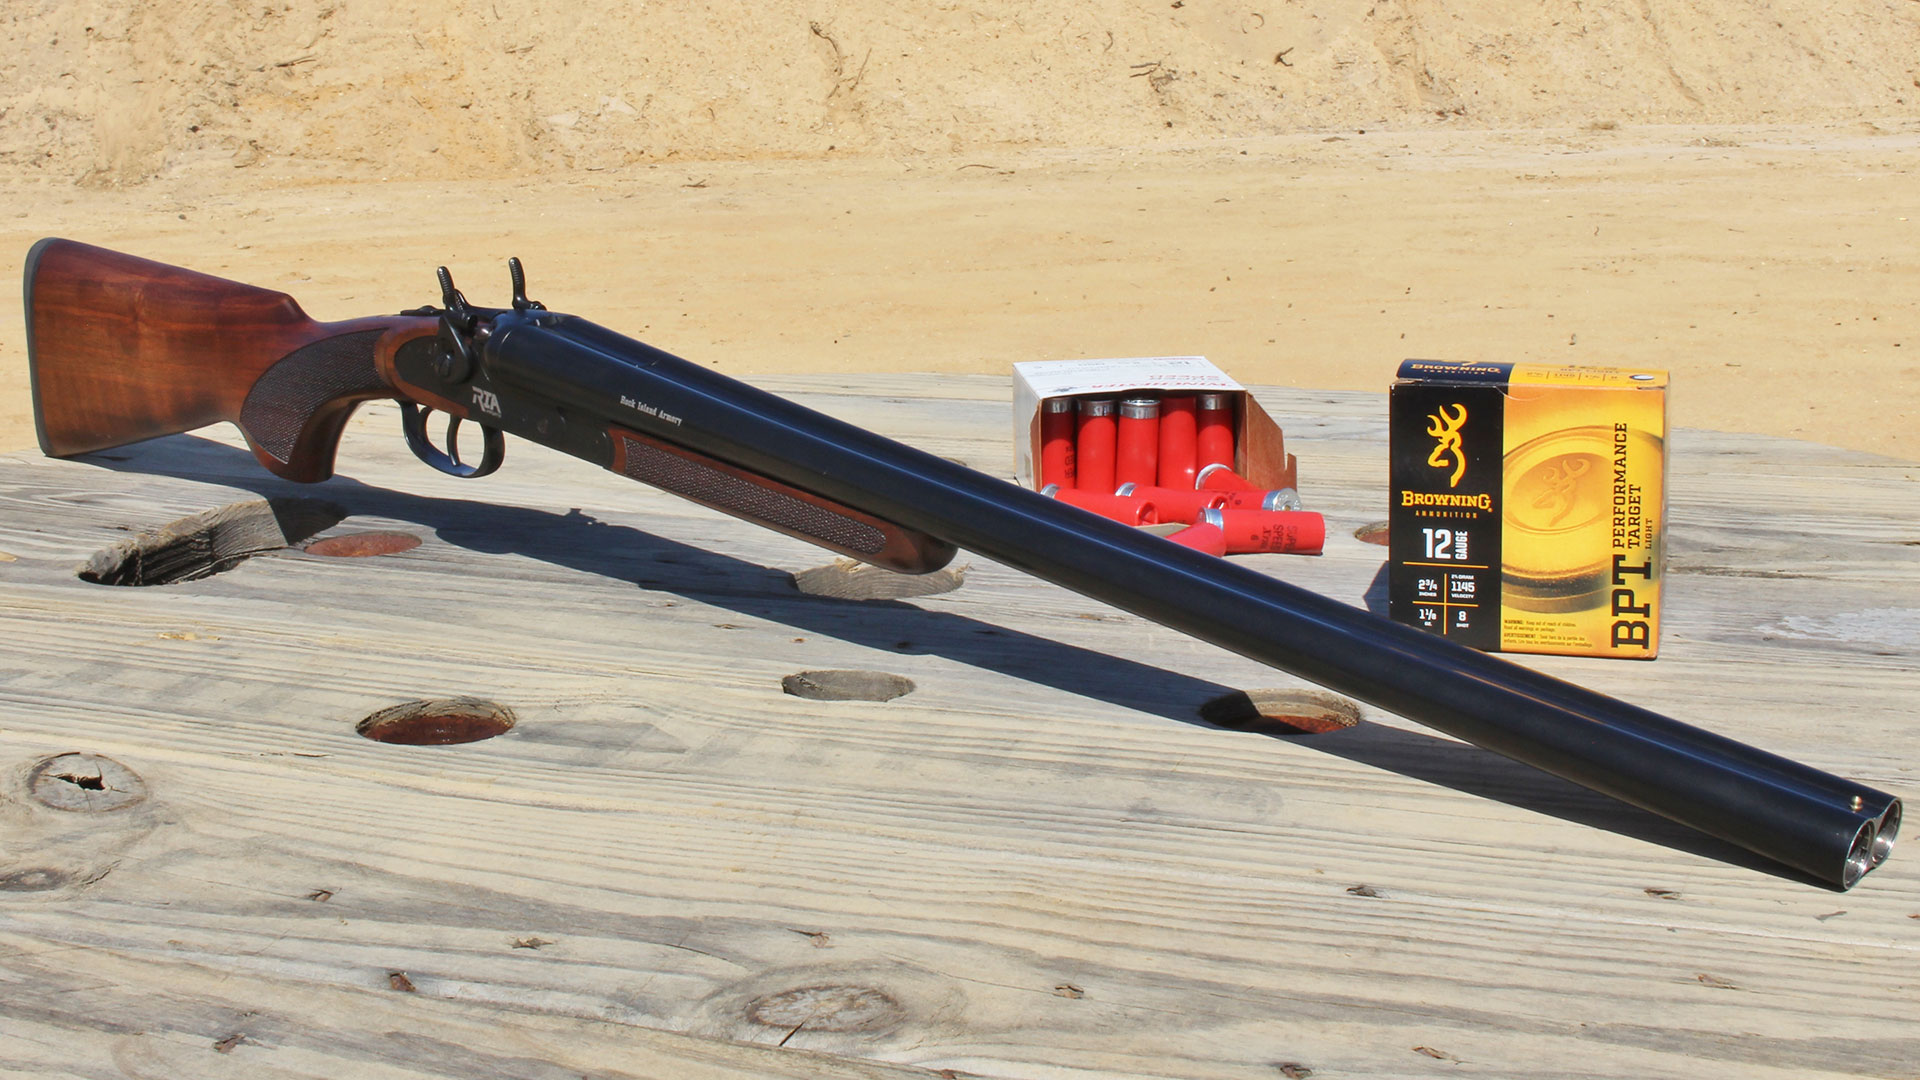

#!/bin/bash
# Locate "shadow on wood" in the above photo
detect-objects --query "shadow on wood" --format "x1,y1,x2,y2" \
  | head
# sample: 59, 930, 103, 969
73, 431, 1814, 883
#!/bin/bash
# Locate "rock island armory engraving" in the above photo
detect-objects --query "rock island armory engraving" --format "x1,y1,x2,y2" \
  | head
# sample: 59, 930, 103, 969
619, 394, 683, 426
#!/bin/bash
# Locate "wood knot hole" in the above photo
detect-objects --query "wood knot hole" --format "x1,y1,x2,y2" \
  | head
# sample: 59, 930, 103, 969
1200, 689, 1361, 736
304, 531, 423, 557
1352, 520, 1389, 546
357, 698, 515, 745
782, 670, 916, 703
791, 559, 965, 600
27, 752, 148, 811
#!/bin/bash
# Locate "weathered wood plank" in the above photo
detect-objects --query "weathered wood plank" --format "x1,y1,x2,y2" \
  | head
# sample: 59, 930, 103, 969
1, 381, 1916, 1080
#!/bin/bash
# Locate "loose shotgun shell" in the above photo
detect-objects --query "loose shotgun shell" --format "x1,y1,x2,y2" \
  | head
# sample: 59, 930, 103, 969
1196, 392, 1236, 473
1199, 507, 1326, 555
1076, 397, 1117, 493
1116, 396, 1161, 489
1041, 484, 1157, 526
1220, 486, 1304, 512
1164, 521, 1227, 556
1195, 462, 1258, 491
1039, 397, 1077, 489
1157, 394, 1199, 489
1115, 482, 1230, 524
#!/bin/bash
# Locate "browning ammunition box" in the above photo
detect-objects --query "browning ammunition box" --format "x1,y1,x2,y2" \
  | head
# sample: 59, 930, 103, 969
1389, 359, 1668, 658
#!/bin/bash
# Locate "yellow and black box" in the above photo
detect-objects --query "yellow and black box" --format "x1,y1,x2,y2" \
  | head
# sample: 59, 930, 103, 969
1388, 359, 1669, 658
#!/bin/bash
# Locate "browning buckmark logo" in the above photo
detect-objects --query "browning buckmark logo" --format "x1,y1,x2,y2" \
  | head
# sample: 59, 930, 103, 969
1527, 455, 1591, 528
1425, 403, 1468, 488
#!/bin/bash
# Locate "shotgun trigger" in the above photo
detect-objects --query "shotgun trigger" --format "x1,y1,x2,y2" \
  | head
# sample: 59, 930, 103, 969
401, 400, 504, 478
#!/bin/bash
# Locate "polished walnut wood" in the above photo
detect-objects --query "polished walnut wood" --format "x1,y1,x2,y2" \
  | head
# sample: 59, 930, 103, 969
26, 238, 436, 482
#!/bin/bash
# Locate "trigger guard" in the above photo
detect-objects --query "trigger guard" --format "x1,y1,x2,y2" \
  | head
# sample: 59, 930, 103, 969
401, 401, 504, 478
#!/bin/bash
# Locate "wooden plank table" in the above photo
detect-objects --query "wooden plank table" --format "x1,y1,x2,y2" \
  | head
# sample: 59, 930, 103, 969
1, 376, 1916, 1079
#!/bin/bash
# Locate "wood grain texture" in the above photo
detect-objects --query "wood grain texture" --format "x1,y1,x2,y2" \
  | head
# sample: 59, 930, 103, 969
26, 239, 436, 481
0, 377, 1915, 1079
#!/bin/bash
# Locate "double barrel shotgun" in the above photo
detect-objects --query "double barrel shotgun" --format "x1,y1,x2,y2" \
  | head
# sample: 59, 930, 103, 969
22, 238, 1901, 889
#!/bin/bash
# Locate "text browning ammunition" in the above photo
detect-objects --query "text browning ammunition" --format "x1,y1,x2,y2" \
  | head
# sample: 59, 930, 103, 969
25, 240, 1898, 889
1389, 360, 1668, 658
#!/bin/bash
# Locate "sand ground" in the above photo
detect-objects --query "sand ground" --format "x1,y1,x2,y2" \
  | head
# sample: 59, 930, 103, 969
5, 121, 1917, 464
4, 0, 1918, 464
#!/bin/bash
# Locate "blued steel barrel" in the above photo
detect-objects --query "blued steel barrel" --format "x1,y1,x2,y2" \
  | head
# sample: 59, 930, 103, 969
483, 310, 1900, 890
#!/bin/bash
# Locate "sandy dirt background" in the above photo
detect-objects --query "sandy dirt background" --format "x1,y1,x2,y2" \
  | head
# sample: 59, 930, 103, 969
2, 0, 1917, 462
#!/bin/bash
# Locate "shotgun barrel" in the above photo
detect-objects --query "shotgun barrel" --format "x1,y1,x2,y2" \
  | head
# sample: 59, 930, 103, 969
478, 310, 1899, 890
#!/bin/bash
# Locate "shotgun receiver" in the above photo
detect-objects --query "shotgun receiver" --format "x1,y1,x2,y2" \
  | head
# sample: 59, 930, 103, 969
22, 238, 1900, 889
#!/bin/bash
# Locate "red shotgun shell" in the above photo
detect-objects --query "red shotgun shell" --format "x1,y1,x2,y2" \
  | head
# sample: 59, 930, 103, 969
1195, 391, 1236, 474
1163, 521, 1227, 557
1220, 486, 1303, 511
1075, 397, 1117, 493
1115, 396, 1161, 489
1115, 483, 1229, 524
1039, 397, 1077, 489
1156, 394, 1199, 489
1042, 484, 1156, 526
1199, 507, 1326, 555
1195, 462, 1258, 491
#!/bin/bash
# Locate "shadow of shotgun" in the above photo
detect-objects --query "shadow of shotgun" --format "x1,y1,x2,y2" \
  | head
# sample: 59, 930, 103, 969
70, 431, 1809, 886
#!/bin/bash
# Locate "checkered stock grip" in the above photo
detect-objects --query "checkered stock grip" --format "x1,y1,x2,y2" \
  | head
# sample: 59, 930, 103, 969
239, 330, 390, 464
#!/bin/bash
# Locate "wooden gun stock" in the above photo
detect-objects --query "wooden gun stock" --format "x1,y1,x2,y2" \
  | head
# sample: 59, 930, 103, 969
21, 238, 953, 573
25, 238, 438, 482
